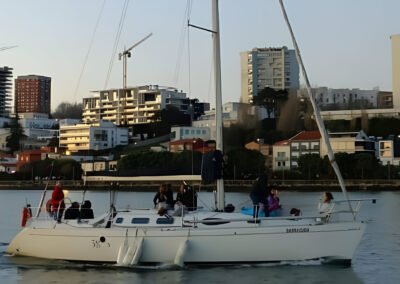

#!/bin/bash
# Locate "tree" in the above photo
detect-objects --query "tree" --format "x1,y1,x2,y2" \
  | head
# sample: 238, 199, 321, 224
297, 154, 325, 179
6, 115, 26, 154
253, 87, 288, 118
224, 148, 265, 179
149, 105, 191, 137
354, 153, 380, 179
52, 102, 83, 119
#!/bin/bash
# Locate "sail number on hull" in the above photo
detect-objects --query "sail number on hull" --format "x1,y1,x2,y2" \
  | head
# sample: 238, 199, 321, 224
286, 228, 310, 233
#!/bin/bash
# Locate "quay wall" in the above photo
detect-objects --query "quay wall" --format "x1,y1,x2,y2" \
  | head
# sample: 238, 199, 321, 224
0, 180, 399, 191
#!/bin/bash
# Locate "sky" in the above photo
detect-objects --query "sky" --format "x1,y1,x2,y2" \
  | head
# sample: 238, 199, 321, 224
1, 0, 399, 111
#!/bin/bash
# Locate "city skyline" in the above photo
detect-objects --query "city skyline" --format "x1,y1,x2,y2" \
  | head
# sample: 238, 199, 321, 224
1, 0, 399, 111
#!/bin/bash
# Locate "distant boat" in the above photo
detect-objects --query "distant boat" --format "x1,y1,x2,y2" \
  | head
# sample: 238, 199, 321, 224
6, 0, 373, 266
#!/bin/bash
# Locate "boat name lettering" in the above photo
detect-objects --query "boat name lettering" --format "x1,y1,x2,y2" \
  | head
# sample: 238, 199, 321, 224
91, 240, 111, 248
286, 228, 309, 233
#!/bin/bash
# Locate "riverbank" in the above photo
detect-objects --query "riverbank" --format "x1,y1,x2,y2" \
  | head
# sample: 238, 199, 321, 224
1, 179, 400, 191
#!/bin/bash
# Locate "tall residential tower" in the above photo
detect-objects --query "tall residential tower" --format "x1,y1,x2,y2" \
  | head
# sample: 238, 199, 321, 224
15, 75, 51, 115
0, 66, 13, 116
240, 47, 299, 104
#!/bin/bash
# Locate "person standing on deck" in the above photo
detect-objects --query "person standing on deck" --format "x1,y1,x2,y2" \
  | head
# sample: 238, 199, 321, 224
51, 181, 65, 222
250, 174, 268, 218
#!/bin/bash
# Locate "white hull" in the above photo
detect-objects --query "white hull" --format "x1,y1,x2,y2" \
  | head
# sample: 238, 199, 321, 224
7, 212, 366, 265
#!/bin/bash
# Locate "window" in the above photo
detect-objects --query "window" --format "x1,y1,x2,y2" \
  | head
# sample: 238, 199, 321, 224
115, 217, 124, 224
277, 152, 286, 158
202, 218, 230, 225
131, 218, 149, 224
156, 218, 174, 224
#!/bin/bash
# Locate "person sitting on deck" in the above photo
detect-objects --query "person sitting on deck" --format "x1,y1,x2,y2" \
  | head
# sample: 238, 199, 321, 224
64, 202, 80, 220
318, 192, 334, 214
267, 188, 282, 217
166, 184, 174, 210
175, 184, 186, 206
153, 184, 169, 210
173, 184, 188, 216
80, 200, 94, 219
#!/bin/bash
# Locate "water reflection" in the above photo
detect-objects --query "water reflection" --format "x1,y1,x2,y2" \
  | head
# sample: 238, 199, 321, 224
5, 256, 364, 284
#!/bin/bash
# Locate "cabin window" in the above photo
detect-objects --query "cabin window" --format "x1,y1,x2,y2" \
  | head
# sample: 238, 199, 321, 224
115, 217, 124, 224
202, 218, 230, 225
131, 218, 150, 224
156, 218, 174, 224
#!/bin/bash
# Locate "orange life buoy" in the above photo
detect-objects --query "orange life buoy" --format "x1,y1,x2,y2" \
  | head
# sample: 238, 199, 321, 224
21, 206, 32, 227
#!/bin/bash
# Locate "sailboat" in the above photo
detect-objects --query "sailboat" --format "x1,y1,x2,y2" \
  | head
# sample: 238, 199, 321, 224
7, 0, 373, 266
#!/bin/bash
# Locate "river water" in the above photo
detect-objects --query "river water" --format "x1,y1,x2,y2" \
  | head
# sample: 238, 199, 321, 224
0, 189, 399, 284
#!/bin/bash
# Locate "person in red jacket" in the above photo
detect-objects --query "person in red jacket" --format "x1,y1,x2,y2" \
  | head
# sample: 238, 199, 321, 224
51, 181, 65, 222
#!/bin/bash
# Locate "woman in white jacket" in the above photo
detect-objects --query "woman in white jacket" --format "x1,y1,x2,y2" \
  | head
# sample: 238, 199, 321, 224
318, 192, 334, 214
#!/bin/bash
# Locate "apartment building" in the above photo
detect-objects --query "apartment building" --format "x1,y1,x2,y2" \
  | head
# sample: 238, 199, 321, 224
82, 85, 190, 126
15, 75, 51, 115
314, 87, 379, 110
59, 120, 128, 153
0, 66, 13, 116
240, 47, 299, 104
320, 130, 375, 157
170, 126, 210, 142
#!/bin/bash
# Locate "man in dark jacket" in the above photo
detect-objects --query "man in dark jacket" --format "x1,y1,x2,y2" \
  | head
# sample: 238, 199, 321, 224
250, 174, 268, 218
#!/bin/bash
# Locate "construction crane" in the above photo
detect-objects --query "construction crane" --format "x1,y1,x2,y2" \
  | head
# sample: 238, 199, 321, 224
0, 45, 17, 52
119, 33, 152, 89
117, 33, 152, 126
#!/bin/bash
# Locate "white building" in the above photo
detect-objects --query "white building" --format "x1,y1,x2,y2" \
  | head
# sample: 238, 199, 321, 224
240, 47, 299, 104
192, 102, 256, 140
0, 156, 16, 173
320, 131, 375, 157
82, 85, 190, 126
19, 116, 58, 139
171, 126, 210, 142
0, 128, 10, 152
59, 119, 81, 127
314, 87, 379, 110
272, 140, 291, 171
59, 120, 128, 153
272, 131, 320, 170
320, 108, 400, 121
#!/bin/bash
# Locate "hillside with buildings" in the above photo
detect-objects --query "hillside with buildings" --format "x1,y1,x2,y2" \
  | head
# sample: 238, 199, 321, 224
2, 35, 400, 183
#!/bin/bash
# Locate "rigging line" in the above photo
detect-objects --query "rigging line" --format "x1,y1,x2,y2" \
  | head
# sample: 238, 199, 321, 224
172, 0, 191, 85
207, 59, 213, 107
278, 0, 354, 214
73, 0, 107, 102
104, 0, 130, 90
187, 18, 192, 97
187, 0, 194, 96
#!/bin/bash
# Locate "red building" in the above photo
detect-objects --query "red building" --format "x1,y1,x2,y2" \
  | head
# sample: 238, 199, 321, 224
15, 75, 51, 115
16, 150, 43, 171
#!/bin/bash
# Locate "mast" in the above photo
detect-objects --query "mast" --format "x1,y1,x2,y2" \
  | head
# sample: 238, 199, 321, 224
212, 0, 225, 211
278, 0, 353, 213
